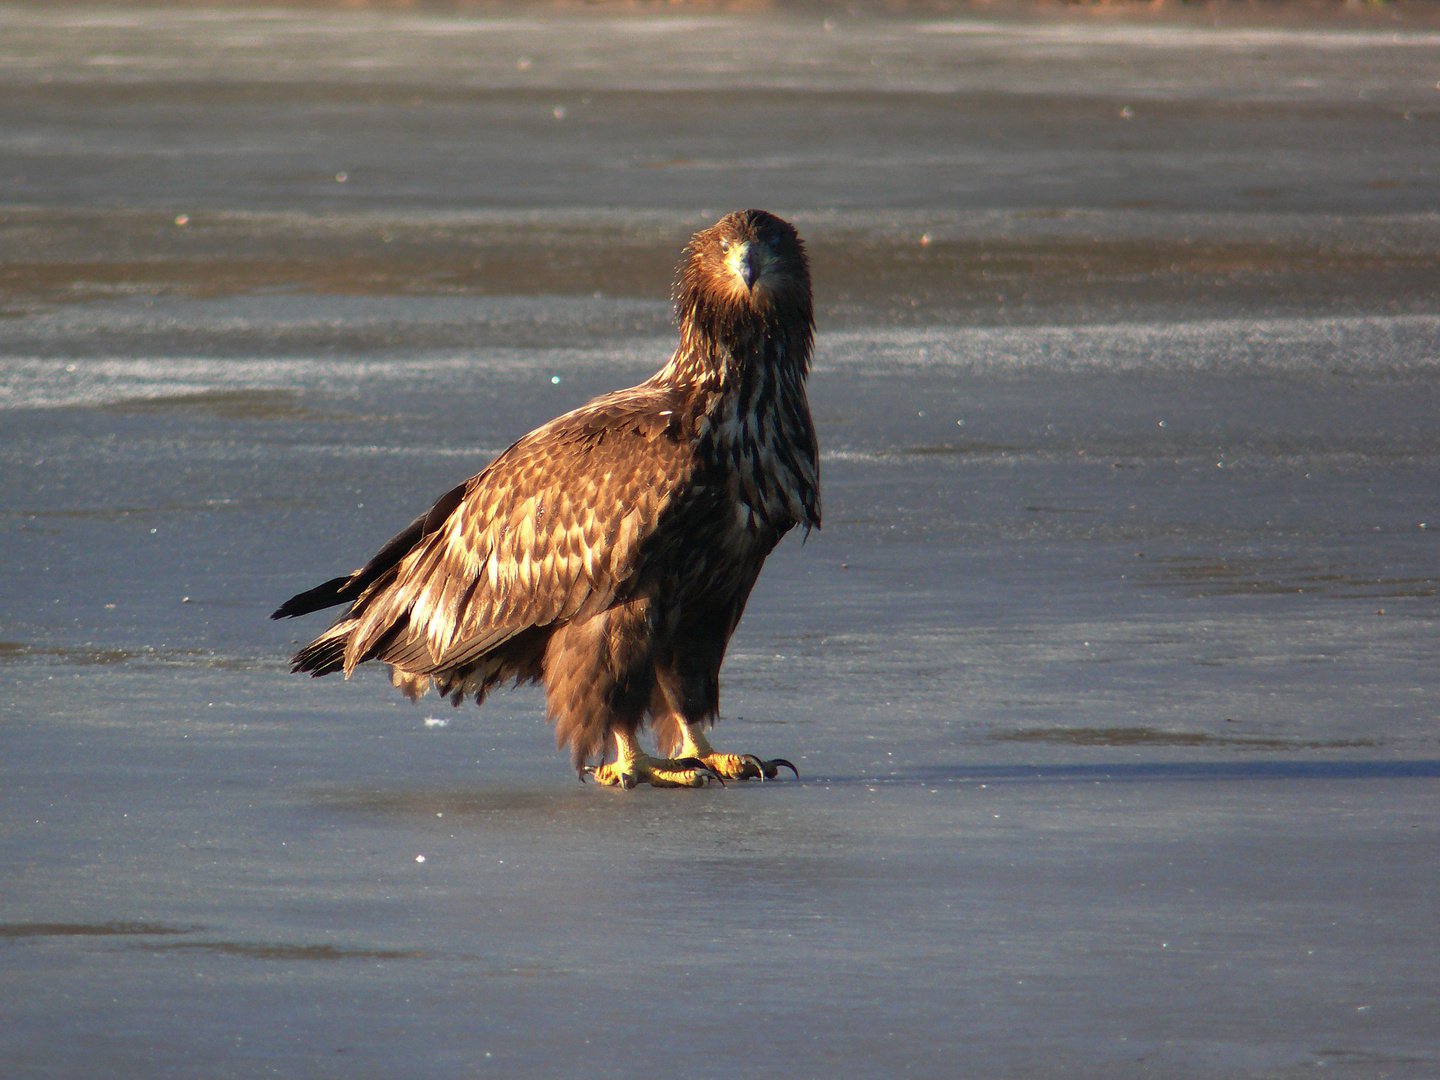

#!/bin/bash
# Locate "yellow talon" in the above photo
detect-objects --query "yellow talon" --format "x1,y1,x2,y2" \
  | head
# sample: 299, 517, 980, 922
586, 758, 715, 789
581, 728, 796, 789
583, 731, 719, 788
678, 722, 798, 781
700, 752, 798, 781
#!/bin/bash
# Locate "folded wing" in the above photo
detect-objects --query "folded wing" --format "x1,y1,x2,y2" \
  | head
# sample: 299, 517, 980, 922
278, 388, 696, 684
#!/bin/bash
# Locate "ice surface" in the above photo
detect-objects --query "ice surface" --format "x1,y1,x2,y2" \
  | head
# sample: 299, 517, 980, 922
2, 6, 1438, 1079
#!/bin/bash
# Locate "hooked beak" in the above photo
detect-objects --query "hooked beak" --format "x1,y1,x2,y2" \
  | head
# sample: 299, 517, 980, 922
740, 244, 760, 289
728, 241, 762, 290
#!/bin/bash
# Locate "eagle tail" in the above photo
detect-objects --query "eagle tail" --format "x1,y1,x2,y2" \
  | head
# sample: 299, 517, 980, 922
270, 480, 469, 621
290, 624, 350, 677
270, 574, 354, 620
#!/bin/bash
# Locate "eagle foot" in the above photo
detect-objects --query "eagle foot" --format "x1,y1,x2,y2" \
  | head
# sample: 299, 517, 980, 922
582, 755, 722, 790
700, 752, 799, 781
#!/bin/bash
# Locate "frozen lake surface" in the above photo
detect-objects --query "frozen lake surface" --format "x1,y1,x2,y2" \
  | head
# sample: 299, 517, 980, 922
2, 5, 1438, 1078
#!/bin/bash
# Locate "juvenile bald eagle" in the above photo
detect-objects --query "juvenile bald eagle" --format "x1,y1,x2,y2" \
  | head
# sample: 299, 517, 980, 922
273, 209, 818, 788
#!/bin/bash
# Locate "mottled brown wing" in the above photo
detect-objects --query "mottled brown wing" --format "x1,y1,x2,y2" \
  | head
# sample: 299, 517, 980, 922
341, 389, 694, 677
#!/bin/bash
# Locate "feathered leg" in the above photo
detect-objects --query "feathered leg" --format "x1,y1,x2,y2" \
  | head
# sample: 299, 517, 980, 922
545, 602, 718, 788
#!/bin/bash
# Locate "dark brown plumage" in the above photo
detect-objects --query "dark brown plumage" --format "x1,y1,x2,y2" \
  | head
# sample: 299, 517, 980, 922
273, 209, 819, 787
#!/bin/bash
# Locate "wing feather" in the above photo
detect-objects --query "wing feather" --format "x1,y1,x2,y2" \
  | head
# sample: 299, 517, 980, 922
341, 388, 694, 678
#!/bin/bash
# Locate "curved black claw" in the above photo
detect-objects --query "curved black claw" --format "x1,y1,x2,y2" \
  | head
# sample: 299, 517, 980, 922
674, 757, 726, 786
768, 757, 800, 780
734, 754, 799, 781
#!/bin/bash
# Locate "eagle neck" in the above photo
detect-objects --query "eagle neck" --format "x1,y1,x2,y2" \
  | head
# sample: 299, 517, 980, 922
655, 308, 811, 397
653, 311, 819, 535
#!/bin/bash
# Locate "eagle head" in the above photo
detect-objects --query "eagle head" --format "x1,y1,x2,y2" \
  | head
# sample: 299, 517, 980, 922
674, 209, 813, 357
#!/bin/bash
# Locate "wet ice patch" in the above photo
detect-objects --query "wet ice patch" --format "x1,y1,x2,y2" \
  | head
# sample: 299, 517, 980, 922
0, 345, 665, 411
8, 312, 1437, 412
816, 314, 1440, 377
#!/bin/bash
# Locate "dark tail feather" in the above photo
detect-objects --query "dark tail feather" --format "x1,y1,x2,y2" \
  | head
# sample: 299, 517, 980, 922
272, 575, 354, 620
270, 480, 468, 621
291, 631, 348, 677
